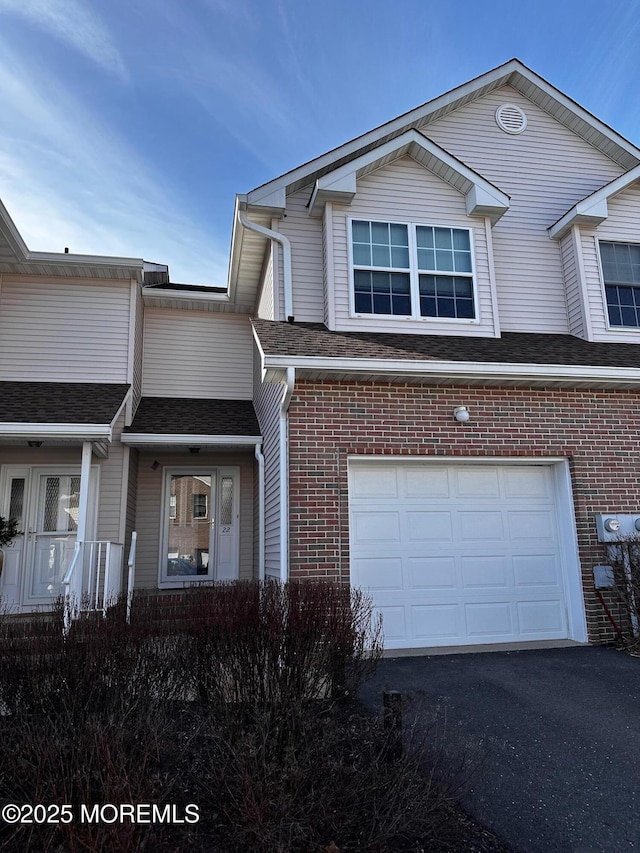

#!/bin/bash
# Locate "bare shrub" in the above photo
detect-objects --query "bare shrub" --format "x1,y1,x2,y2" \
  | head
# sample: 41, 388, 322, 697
603, 536, 640, 650
0, 597, 192, 852
188, 703, 474, 853
164, 579, 383, 715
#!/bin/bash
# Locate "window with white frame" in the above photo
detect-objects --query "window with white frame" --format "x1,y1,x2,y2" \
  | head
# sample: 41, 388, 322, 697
600, 242, 640, 328
351, 219, 476, 320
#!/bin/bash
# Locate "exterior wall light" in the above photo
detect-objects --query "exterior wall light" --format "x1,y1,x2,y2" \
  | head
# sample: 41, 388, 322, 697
453, 406, 470, 423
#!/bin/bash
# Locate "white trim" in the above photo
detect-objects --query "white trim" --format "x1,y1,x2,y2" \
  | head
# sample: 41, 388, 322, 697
572, 225, 593, 340
120, 433, 262, 446
0, 424, 113, 439
262, 353, 640, 385
484, 216, 501, 338
325, 202, 336, 329
76, 442, 93, 543
347, 455, 587, 646
596, 237, 640, 336
142, 287, 231, 305
348, 216, 479, 324
251, 322, 267, 381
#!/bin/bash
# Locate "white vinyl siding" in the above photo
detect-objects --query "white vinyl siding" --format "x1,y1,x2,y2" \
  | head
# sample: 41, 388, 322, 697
581, 185, 640, 341
132, 283, 144, 410
133, 451, 255, 588
257, 242, 276, 320
277, 187, 325, 322
96, 410, 127, 544
426, 86, 623, 334
332, 157, 496, 336
0, 276, 131, 382
559, 230, 586, 338
253, 343, 283, 579
142, 308, 253, 399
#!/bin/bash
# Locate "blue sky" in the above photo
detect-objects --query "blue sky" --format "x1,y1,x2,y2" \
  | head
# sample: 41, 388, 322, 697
0, 0, 639, 285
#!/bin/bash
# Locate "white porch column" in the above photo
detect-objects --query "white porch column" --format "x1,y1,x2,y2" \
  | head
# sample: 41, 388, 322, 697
77, 441, 93, 543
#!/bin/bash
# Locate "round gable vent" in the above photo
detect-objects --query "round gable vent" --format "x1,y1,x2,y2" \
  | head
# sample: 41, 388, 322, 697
495, 103, 527, 135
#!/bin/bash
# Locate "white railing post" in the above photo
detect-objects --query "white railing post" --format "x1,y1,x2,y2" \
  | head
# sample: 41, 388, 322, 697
126, 532, 137, 624
62, 541, 83, 635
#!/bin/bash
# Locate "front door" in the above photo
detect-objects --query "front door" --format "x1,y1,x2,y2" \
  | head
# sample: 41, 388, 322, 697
0, 466, 97, 610
159, 467, 239, 587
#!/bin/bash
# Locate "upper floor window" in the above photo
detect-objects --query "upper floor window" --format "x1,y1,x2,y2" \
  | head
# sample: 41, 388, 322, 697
600, 242, 640, 328
351, 220, 476, 320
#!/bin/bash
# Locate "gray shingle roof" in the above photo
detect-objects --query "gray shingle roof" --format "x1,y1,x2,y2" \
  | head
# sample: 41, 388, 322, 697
0, 382, 130, 424
125, 397, 260, 436
252, 320, 640, 368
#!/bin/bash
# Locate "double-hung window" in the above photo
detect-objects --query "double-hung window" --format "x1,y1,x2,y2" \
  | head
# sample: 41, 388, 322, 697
351, 219, 476, 320
600, 242, 640, 328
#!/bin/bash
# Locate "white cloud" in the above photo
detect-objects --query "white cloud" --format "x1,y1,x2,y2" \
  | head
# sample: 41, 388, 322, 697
0, 0, 128, 81
0, 35, 227, 284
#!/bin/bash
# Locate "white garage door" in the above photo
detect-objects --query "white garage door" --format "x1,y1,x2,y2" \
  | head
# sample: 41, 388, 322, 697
349, 461, 572, 650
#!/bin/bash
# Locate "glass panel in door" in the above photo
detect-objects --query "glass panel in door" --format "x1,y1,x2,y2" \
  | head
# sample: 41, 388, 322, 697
165, 474, 215, 579
29, 475, 80, 599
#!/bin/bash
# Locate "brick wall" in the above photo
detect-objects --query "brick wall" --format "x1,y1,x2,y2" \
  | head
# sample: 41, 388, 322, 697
287, 380, 640, 643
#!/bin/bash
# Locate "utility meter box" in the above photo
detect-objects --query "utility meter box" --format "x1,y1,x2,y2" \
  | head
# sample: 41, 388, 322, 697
593, 565, 615, 589
595, 513, 640, 542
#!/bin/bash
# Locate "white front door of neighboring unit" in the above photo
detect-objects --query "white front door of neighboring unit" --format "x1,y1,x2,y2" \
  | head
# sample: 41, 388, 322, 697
0, 465, 98, 611
349, 460, 583, 651
159, 467, 240, 587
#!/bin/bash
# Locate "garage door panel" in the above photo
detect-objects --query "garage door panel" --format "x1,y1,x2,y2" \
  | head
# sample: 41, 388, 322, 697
350, 466, 398, 498
517, 600, 566, 634
513, 554, 561, 587
406, 511, 453, 541
464, 602, 513, 636
408, 556, 456, 589
353, 511, 400, 543
458, 511, 504, 540
455, 467, 501, 497
460, 555, 509, 588
404, 467, 450, 498
378, 606, 407, 643
352, 557, 403, 591
504, 466, 552, 498
508, 510, 555, 541
411, 604, 459, 639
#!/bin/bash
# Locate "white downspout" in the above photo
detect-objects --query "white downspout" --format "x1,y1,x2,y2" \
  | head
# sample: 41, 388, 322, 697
238, 211, 294, 322
279, 368, 295, 582
254, 442, 265, 580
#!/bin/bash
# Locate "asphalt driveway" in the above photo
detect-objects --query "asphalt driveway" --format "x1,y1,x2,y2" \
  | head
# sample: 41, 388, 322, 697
359, 646, 640, 853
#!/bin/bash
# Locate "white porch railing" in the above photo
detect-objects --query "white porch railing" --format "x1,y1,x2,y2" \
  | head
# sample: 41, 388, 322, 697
62, 540, 124, 633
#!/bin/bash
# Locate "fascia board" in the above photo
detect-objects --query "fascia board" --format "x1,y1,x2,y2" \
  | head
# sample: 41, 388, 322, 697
262, 353, 640, 384
142, 288, 231, 305
27, 250, 144, 274
120, 434, 262, 446
0, 199, 29, 259
0, 424, 113, 439
110, 389, 132, 430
